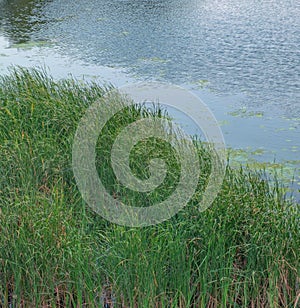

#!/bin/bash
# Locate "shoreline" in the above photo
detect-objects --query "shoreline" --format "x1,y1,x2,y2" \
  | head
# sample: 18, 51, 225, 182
1, 34, 300, 170
0, 67, 299, 306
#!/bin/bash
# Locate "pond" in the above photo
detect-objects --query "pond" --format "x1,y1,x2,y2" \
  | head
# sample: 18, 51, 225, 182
0, 0, 299, 196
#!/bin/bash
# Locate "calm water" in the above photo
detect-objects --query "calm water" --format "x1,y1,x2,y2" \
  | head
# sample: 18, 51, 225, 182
0, 0, 299, 192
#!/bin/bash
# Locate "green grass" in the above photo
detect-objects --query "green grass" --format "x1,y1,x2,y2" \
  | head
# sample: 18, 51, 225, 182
0, 67, 299, 307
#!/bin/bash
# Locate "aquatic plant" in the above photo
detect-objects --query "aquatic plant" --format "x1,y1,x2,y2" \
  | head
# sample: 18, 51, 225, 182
0, 67, 298, 307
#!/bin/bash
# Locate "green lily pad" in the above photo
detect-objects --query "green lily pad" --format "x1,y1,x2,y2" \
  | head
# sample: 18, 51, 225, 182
228, 107, 264, 118
139, 57, 170, 63
192, 79, 210, 89
9, 40, 53, 50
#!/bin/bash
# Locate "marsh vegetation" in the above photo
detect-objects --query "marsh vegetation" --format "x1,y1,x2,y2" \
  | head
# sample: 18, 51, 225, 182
0, 68, 299, 307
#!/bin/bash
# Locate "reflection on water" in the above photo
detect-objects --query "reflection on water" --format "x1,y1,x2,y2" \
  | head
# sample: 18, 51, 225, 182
1, 0, 299, 118
0, 0, 51, 43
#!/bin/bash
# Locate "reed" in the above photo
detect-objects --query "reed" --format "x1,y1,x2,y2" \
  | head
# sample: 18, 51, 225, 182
0, 67, 298, 307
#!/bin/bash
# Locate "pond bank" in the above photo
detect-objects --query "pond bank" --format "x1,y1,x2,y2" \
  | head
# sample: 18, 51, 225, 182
0, 68, 299, 307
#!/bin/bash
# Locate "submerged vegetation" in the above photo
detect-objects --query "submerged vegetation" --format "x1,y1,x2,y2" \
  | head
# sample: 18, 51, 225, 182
0, 67, 299, 307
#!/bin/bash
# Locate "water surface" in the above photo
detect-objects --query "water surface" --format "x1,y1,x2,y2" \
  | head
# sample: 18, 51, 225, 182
0, 0, 299, 194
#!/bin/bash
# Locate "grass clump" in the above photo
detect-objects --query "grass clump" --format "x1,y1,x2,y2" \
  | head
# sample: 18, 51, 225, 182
0, 67, 299, 307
